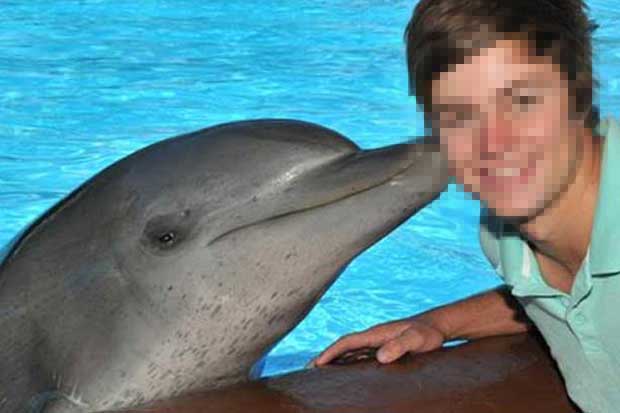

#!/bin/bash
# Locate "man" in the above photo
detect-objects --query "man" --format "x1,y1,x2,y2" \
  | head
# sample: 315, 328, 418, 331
311, 1, 619, 411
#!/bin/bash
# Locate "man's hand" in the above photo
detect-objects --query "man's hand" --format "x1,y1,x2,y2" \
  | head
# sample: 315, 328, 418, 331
308, 286, 531, 368
309, 315, 446, 367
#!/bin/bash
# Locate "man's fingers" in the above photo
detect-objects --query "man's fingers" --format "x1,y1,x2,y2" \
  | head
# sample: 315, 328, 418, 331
312, 332, 375, 366
376, 327, 425, 363
310, 321, 414, 367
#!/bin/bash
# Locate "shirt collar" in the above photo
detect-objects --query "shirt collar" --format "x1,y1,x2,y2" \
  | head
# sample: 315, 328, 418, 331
496, 223, 559, 296
588, 117, 620, 275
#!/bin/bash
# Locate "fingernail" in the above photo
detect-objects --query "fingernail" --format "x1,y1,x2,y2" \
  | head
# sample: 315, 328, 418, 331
376, 349, 389, 363
305, 360, 316, 369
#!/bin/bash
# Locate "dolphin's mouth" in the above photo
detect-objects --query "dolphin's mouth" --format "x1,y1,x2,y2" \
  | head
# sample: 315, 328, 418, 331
208, 171, 403, 246
209, 140, 445, 245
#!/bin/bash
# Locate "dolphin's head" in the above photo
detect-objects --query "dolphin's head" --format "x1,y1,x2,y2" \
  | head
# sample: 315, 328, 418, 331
105, 120, 447, 302
97, 119, 447, 375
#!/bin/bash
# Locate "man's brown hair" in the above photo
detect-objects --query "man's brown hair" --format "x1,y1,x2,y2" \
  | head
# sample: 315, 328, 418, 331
405, 0, 599, 130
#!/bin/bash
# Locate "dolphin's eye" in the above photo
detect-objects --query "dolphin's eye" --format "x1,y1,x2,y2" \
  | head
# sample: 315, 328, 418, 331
141, 210, 197, 255
158, 231, 177, 246
143, 226, 185, 253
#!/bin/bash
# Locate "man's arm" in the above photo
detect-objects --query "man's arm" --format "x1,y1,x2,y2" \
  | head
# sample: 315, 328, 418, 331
424, 284, 533, 341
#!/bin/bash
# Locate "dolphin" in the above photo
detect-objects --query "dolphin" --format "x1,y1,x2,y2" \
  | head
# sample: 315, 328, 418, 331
0, 119, 448, 413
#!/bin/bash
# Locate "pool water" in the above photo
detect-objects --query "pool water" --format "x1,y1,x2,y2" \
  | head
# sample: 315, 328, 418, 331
1, 0, 619, 378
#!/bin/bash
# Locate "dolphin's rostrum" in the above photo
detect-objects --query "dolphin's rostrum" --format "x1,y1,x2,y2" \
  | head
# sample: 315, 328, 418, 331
0, 119, 448, 412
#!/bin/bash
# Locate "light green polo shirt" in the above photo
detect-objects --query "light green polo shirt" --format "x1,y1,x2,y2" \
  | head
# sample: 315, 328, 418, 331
479, 117, 620, 413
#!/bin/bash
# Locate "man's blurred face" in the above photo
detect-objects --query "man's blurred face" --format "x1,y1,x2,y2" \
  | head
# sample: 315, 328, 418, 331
431, 39, 585, 220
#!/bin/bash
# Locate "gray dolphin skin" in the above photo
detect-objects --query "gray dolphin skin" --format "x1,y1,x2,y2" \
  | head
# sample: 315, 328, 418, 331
0, 119, 448, 413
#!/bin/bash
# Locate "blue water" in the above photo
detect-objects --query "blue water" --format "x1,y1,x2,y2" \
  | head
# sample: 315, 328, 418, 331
1, 0, 619, 378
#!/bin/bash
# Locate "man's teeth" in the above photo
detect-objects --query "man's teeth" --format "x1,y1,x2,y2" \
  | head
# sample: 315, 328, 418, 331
493, 167, 522, 177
